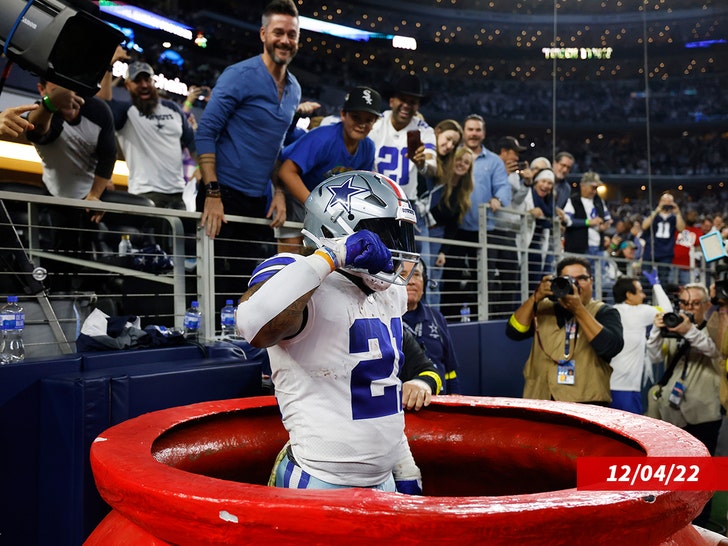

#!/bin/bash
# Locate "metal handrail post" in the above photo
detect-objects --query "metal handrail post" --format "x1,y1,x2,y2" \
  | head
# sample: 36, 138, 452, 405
478, 202, 489, 321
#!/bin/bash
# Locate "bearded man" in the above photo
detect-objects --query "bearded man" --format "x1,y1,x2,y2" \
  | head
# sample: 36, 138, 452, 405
99, 57, 196, 210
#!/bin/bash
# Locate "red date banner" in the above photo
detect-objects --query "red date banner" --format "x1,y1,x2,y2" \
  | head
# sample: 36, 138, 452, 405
577, 457, 728, 491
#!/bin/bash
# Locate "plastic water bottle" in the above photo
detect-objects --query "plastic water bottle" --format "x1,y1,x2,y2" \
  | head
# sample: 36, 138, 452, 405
1, 296, 25, 364
220, 299, 236, 338
183, 300, 202, 341
460, 304, 471, 323
118, 234, 133, 257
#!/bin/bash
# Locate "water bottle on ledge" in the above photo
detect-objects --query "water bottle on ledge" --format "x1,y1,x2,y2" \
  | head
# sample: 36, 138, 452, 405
1, 296, 25, 364
183, 300, 201, 342
459, 304, 471, 323
118, 234, 133, 257
220, 300, 236, 338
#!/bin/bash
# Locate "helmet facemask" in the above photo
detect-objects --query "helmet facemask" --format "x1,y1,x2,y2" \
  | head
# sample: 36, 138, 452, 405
302, 171, 421, 288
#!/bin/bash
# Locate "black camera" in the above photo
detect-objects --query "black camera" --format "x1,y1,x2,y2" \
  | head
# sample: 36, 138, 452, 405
516, 161, 529, 171
661, 311, 693, 338
661, 205, 674, 212
550, 275, 578, 300
714, 260, 728, 302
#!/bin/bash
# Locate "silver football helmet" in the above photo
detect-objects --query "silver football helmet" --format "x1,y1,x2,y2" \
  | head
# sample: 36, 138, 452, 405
302, 170, 420, 287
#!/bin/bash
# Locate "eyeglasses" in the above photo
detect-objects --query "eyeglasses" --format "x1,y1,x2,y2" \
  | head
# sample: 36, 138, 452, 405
574, 275, 592, 283
678, 300, 706, 308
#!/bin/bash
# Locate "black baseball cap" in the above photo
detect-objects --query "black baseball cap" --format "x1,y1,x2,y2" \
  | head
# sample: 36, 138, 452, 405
343, 86, 382, 117
497, 136, 527, 152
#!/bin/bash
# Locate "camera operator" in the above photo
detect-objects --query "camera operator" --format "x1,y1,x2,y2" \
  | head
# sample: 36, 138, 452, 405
505, 256, 624, 404
645, 283, 721, 527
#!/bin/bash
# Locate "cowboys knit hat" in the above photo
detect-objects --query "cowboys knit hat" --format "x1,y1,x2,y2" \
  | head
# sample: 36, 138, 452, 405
343, 86, 383, 117
496, 136, 527, 152
126, 61, 155, 80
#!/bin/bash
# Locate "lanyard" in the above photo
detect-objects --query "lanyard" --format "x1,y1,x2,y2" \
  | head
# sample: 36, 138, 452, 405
533, 311, 579, 365
563, 319, 577, 360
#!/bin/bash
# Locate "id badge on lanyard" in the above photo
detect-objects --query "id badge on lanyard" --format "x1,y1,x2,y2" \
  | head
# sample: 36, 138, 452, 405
557, 320, 577, 385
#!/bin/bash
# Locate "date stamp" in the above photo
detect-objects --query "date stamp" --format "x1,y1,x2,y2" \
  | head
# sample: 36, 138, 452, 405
577, 457, 728, 491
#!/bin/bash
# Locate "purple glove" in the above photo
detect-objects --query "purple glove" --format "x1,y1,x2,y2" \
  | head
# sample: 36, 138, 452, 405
323, 230, 393, 274
642, 267, 660, 286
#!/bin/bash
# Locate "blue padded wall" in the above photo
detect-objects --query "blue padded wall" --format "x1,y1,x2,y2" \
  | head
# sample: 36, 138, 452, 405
448, 320, 529, 398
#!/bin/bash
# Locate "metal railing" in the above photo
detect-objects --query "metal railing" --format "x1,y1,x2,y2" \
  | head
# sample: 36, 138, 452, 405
0, 188, 705, 356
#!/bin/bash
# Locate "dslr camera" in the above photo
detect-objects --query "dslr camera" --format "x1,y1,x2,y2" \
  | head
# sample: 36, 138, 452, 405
660, 311, 693, 338
516, 161, 529, 171
550, 275, 578, 300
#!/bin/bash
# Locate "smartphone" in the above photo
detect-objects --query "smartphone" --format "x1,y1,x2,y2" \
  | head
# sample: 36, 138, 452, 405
406, 129, 422, 159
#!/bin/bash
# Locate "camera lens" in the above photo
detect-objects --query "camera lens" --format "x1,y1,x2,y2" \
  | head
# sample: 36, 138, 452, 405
662, 312, 682, 328
550, 276, 576, 300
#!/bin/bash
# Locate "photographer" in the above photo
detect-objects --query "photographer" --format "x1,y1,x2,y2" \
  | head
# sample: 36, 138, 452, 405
645, 283, 721, 528
706, 272, 728, 415
505, 256, 624, 404
640, 192, 685, 280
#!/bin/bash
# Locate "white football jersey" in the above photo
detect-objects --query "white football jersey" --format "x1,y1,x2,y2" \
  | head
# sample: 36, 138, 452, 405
368, 111, 436, 200
266, 257, 409, 486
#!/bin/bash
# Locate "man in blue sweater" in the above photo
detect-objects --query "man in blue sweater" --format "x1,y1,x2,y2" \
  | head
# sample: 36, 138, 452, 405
195, 0, 302, 297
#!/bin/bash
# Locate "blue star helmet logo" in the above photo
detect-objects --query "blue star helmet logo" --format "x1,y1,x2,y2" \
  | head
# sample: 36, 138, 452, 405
324, 175, 369, 214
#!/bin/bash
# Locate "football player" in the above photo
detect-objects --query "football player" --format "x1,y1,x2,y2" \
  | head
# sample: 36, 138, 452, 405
237, 170, 428, 492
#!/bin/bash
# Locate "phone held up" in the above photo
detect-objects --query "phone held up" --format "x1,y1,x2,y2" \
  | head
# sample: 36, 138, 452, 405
406, 129, 422, 159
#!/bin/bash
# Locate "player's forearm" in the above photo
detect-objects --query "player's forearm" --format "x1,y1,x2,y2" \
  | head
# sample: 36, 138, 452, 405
237, 251, 334, 346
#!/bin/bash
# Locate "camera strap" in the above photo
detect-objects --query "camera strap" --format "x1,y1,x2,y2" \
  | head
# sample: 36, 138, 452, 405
657, 319, 707, 386
656, 340, 691, 388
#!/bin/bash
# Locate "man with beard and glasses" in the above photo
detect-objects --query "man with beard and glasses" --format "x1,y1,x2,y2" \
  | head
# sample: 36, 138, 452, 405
99, 54, 195, 211
195, 0, 302, 310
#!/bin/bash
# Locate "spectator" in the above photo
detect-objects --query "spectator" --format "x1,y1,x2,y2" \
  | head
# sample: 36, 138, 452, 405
497, 135, 533, 230
195, 0, 302, 302
646, 282, 721, 527
523, 168, 566, 288
712, 215, 725, 235
276, 86, 382, 252
369, 74, 437, 270
428, 146, 474, 307
27, 80, 115, 210
673, 209, 703, 285
609, 276, 661, 413
505, 256, 624, 404
440, 113, 510, 321
24, 81, 116, 290
0, 104, 37, 138
368, 74, 437, 200
236, 171, 423, 493
415, 118, 463, 304
100, 56, 195, 211
495, 135, 531, 309
403, 260, 461, 394
563, 171, 613, 257
552, 151, 575, 210
529, 156, 552, 179
429, 119, 463, 185
641, 191, 685, 280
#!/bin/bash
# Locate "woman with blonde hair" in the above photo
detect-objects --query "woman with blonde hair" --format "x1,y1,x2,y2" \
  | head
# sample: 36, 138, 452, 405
423, 145, 475, 307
